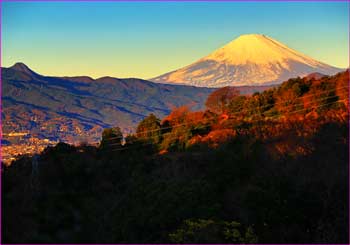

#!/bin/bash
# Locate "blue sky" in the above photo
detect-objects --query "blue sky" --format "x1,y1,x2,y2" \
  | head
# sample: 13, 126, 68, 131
2, 1, 349, 79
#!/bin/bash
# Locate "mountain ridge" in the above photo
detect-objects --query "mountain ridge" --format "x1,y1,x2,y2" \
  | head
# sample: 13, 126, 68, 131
2, 63, 272, 143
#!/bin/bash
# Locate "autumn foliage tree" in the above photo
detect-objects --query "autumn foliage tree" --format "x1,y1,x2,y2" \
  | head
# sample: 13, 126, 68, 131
162, 106, 190, 126
206, 87, 240, 114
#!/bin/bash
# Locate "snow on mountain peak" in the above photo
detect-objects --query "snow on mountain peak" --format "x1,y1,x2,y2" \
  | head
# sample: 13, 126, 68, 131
205, 34, 319, 67
151, 34, 342, 87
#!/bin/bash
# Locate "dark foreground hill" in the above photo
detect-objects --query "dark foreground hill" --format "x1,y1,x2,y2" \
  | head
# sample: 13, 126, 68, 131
2, 70, 349, 243
2, 63, 272, 143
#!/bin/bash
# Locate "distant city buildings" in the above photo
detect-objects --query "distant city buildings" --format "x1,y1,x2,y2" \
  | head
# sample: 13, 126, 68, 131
1, 134, 58, 165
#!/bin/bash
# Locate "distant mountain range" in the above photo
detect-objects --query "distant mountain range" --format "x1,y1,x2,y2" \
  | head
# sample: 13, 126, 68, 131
2, 63, 271, 143
151, 34, 342, 87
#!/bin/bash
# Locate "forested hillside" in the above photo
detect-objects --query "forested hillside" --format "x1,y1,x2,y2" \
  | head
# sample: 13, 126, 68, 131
2, 70, 349, 243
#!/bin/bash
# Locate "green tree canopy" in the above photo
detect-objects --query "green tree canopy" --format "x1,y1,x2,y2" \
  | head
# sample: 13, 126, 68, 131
100, 126, 123, 150
136, 113, 162, 144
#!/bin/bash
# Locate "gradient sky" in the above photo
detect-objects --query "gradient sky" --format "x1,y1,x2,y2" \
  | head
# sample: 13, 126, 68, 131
2, 1, 349, 79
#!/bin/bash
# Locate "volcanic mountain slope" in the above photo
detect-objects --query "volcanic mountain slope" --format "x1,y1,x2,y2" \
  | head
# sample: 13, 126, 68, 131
151, 34, 342, 87
2, 63, 271, 143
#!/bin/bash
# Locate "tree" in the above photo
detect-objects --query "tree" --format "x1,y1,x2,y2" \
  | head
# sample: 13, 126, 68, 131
228, 95, 247, 114
136, 113, 162, 144
124, 134, 138, 145
169, 219, 258, 243
206, 87, 240, 114
162, 106, 189, 126
100, 126, 123, 150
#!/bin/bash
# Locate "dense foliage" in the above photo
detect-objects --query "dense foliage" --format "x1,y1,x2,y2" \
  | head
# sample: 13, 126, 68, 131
2, 71, 349, 243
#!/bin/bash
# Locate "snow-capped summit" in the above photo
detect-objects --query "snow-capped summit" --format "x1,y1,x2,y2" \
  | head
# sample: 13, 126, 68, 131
151, 34, 342, 87
205, 34, 323, 66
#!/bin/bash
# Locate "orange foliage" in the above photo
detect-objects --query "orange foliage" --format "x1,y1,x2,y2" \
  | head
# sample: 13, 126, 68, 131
186, 111, 205, 125
162, 106, 189, 126
205, 86, 240, 114
162, 107, 207, 129
335, 69, 349, 103
162, 70, 348, 155
220, 113, 229, 121
275, 89, 299, 113
188, 129, 237, 148
158, 149, 168, 155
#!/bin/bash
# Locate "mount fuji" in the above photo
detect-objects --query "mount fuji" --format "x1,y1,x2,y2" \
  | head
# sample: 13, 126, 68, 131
151, 34, 343, 87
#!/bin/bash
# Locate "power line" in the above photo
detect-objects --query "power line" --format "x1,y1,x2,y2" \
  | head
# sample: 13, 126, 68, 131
102, 92, 348, 146
102, 99, 348, 153
102, 85, 349, 142
103, 93, 349, 149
